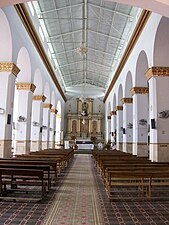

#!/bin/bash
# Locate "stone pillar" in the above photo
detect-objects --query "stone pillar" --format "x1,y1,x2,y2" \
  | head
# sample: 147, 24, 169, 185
49, 108, 57, 148
131, 87, 149, 157
121, 98, 133, 153
42, 103, 52, 150
15, 83, 36, 155
116, 106, 123, 151
0, 63, 20, 157
146, 67, 169, 161
30, 95, 46, 152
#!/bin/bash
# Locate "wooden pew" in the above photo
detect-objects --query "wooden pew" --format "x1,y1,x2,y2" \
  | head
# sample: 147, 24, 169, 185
0, 168, 47, 202
105, 168, 169, 200
0, 159, 58, 186
0, 163, 51, 190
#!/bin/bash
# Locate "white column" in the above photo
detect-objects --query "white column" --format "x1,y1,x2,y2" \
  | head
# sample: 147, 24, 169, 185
121, 98, 133, 153
49, 108, 57, 148
15, 83, 36, 155
131, 87, 149, 157
30, 95, 46, 152
0, 63, 20, 157
116, 106, 123, 151
55, 113, 61, 148
110, 111, 117, 149
146, 67, 169, 162
42, 103, 52, 150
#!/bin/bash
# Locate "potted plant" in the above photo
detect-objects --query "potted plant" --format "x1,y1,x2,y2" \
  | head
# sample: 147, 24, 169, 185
103, 140, 112, 150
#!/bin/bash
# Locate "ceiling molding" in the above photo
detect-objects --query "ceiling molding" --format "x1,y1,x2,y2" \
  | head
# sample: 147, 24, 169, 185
14, 3, 67, 102
103, 10, 151, 103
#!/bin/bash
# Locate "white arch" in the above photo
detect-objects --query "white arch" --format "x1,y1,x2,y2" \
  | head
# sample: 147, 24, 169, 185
135, 50, 149, 86
43, 82, 50, 103
154, 17, 169, 66
125, 72, 133, 97
51, 92, 56, 108
118, 84, 123, 104
0, 9, 12, 61
17, 47, 31, 82
33, 69, 43, 94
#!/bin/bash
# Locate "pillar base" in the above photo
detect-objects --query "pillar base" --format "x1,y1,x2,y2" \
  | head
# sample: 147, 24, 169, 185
30, 141, 41, 152
123, 142, 132, 154
116, 142, 123, 151
14, 140, 30, 155
48, 141, 55, 149
0, 140, 12, 158
149, 143, 169, 162
42, 141, 48, 150
132, 142, 148, 157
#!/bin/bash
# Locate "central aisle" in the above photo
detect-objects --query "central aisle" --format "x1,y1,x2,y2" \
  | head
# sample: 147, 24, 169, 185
43, 154, 104, 225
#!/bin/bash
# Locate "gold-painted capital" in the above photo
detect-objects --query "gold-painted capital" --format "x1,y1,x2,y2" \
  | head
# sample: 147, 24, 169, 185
121, 98, 133, 104
110, 111, 117, 116
0, 62, 20, 76
33, 95, 46, 102
130, 87, 149, 96
116, 106, 123, 111
145, 67, 169, 80
16, 83, 36, 93
43, 103, 53, 109
51, 108, 58, 114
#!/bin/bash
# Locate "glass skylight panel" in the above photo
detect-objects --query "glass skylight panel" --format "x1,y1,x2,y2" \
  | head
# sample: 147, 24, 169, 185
27, 2, 34, 16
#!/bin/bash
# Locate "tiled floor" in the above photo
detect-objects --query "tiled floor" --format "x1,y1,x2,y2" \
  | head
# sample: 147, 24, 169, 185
0, 154, 169, 225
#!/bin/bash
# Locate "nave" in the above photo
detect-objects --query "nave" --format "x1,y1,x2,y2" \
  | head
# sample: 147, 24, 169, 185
0, 154, 169, 224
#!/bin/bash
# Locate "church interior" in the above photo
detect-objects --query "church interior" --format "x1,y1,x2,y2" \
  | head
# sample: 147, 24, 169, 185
0, 0, 169, 224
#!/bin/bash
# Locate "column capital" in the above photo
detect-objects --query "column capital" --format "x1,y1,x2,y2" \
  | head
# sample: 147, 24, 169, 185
145, 67, 169, 80
116, 106, 123, 111
110, 110, 117, 116
43, 103, 53, 109
130, 87, 149, 96
0, 62, 20, 76
51, 108, 58, 114
121, 98, 133, 104
33, 95, 46, 102
16, 83, 36, 93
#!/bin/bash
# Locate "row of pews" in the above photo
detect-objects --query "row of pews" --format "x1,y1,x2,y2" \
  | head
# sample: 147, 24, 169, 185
0, 148, 74, 202
92, 149, 169, 201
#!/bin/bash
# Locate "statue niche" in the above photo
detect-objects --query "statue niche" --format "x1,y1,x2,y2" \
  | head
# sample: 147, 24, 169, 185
81, 101, 88, 116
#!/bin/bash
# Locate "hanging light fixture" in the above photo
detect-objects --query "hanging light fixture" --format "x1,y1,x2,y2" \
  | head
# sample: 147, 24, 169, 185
76, 42, 88, 56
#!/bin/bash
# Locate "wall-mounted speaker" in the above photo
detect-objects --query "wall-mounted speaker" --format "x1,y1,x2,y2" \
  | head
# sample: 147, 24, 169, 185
151, 118, 156, 129
40, 127, 43, 133
7, 114, 11, 125
123, 128, 126, 134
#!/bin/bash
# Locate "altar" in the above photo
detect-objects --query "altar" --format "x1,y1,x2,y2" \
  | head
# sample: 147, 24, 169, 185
76, 140, 94, 150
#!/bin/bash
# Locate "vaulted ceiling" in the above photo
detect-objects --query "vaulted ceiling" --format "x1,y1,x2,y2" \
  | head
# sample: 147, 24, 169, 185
29, 0, 140, 100
2, 0, 169, 100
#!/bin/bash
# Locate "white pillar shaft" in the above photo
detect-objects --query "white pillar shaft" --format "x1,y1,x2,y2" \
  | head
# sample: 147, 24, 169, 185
133, 94, 148, 156
42, 107, 50, 149
124, 104, 133, 141
149, 76, 169, 161
0, 73, 16, 157
15, 90, 33, 154
31, 100, 43, 151
116, 111, 123, 150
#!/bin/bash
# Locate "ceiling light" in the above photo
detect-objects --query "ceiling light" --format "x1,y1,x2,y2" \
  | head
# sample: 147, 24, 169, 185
76, 42, 88, 56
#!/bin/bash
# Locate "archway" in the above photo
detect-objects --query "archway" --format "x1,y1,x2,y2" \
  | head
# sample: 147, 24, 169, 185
133, 50, 149, 156
123, 71, 133, 153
